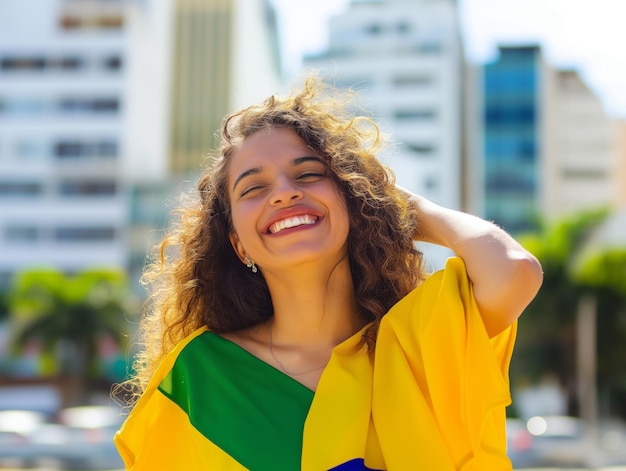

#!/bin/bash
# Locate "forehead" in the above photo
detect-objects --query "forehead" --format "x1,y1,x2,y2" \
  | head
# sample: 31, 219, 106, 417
234, 127, 311, 159
228, 128, 323, 180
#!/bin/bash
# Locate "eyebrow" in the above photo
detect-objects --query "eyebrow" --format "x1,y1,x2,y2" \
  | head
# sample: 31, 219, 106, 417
231, 155, 326, 192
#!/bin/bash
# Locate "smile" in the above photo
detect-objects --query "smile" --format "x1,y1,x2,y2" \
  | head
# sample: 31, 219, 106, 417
268, 215, 318, 234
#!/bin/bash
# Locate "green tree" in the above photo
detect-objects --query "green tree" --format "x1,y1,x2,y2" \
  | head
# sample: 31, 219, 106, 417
0, 289, 8, 322
575, 247, 626, 419
514, 208, 626, 419
8, 268, 136, 405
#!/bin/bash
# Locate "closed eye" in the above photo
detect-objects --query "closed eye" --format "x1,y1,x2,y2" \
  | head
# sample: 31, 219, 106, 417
296, 172, 326, 181
240, 185, 266, 197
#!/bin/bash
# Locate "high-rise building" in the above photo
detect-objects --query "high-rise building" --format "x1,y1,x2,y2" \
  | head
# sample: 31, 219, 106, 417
0, 0, 282, 291
465, 45, 620, 234
125, 0, 282, 182
129, 0, 281, 178
0, 0, 130, 286
124, 0, 282, 292
302, 0, 463, 210
542, 70, 618, 218
473, 45, 542, 234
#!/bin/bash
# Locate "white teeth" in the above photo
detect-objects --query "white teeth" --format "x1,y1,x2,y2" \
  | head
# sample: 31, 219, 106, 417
269, 215, 317, 234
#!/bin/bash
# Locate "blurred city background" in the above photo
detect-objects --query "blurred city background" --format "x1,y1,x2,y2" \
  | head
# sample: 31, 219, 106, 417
0, 0, 625, 469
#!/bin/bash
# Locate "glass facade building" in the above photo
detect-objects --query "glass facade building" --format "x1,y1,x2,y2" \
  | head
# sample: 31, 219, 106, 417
482, 46, 540, 234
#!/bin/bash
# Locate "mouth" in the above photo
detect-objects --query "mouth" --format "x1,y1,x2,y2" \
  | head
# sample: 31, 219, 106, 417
267, 214, 319, 234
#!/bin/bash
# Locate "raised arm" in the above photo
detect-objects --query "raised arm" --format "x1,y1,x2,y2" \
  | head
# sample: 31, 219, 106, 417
406, 191, 543, 337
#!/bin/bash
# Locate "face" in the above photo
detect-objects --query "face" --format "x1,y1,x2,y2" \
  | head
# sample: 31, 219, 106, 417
227, 127, 350, 273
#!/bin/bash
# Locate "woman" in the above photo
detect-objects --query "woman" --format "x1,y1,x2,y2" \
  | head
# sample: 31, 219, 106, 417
114, 74, 543, 470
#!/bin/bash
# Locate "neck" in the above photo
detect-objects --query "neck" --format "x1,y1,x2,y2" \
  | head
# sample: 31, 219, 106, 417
262, 257, 361, 348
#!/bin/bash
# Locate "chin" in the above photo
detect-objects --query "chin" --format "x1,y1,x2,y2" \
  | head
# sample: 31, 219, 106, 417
278, 246, 348, 270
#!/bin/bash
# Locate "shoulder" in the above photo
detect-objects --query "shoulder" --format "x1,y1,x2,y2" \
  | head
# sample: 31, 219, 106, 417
150, 326, 211, 383
378, 256, 503, 346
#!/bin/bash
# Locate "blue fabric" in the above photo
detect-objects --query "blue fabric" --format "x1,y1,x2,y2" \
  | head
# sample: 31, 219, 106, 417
328, 458, 383, 470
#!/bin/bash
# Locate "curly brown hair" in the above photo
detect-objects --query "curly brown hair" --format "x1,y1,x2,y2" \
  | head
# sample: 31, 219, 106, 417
121, 73, 425, 401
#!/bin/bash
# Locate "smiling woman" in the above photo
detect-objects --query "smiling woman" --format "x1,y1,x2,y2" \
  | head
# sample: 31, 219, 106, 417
113, 72, 543, 470
227, 127, 350, 280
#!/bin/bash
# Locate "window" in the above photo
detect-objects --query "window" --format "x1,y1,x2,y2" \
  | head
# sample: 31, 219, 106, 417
484, 69, 537, 95
393, 75, 433, 87
485, 170, 536, 193
60, 16, 81, 29
0, 54, 124, 74
0, 181, 43, 197
54, 226, 116, 242
0, 57, 46, 71
484, 135, 536, 161
1, 97, 120, 116
98, 140, 118, 157
419, 42, 442, 54
54, 139, 118, 159
393, 109, 436, 121
60, 15, 124, 30
562, 169, 607, 179
0, 98, 46, 115
54, 56, 84, 70
484, 105, 535, 127
397, 22, 412, 34
365, 23, 383, 35
5, 226, 40, 242
57, 97, 120, 114
55, 141, 84, 158
58, 180, 117, 197
102, 55, 122, 71
15, 139, 48, 159
405, 143, 435, 156
58, 98, 85, 113
92, 98, 119, 112
0, 55, 85, 72
97, 15, 124, 29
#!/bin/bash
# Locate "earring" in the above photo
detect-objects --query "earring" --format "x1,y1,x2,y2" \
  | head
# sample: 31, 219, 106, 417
245, 257, 258, 273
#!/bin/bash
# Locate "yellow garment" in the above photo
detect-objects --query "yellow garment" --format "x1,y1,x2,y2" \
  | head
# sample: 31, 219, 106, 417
301, 256, 515, 470
370, 256, 515, 470
115, 256, 516, 470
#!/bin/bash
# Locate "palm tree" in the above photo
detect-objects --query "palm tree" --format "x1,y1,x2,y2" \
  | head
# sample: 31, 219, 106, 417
514, 207, 626, 422
8, 268, 136, 406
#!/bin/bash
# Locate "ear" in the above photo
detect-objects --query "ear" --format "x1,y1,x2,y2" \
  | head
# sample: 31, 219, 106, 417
229, 232, 247, 264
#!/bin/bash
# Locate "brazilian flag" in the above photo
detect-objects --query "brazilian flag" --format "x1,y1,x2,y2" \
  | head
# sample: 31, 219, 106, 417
115, 257, 516, 470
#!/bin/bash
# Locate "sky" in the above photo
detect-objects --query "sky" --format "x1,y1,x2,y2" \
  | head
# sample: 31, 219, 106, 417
270, 0, 626, 118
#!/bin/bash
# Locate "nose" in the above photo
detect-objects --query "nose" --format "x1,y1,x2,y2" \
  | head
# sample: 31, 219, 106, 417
270, 177, 303, 206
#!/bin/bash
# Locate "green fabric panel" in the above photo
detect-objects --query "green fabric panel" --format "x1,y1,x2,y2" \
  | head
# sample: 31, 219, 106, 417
158, 331, 315, 471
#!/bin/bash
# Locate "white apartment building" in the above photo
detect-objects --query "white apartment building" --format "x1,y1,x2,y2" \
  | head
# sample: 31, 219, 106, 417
542, 69, 620, 218
0, 0, 130, 284
303, 0, 463, 210
0, 0, 282, 290
302, 0, 462, 268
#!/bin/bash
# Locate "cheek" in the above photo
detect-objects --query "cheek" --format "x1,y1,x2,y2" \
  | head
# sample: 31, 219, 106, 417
229, 206, 247, 237
229, 200, 260, 243
331, 192, 351, 235
330, 184, 349, 217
